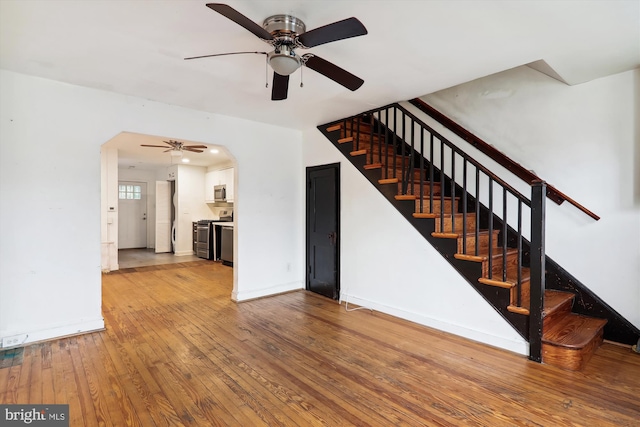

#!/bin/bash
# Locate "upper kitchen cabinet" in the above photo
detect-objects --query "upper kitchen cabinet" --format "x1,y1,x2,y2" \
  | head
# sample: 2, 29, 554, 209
205, 167, 234, 203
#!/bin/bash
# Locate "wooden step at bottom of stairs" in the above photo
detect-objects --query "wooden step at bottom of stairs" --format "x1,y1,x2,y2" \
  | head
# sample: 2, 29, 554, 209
502, 287, 607, 371
542, 313, 607, 371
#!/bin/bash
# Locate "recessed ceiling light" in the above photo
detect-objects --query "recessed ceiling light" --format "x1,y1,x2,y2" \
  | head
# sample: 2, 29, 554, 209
210, 149, 219, 154
181, 158, 190, 163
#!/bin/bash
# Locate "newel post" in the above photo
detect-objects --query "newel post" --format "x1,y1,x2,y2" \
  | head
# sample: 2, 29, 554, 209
529, 180, 547, 362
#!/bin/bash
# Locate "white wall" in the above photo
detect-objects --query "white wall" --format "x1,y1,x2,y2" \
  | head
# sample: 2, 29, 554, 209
0, 70, 304, 347
302, 130, 528, 355
419, 66, 639, 329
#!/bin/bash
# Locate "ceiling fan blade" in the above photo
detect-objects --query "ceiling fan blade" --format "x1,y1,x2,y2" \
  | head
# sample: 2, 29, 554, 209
141, 144, 170, 148
297, 17, 367, 48
183, 148, 204, 153
184, 51, 267, 60
303, 55, 364, 91
271, 72, 289, 101
206, 3, 274, 41
185, 145, 209, 149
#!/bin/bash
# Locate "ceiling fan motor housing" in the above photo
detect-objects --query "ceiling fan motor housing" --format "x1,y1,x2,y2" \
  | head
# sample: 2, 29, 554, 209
263, 15, 307, 76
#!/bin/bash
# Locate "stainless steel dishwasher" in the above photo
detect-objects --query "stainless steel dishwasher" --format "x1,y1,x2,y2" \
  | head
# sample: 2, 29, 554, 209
220, 226, 233, 266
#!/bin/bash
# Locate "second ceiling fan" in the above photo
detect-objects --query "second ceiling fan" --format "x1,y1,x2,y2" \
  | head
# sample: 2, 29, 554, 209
185, 3, 368, 100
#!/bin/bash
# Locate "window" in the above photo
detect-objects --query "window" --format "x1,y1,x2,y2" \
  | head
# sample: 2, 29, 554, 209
119, 184, 142, 200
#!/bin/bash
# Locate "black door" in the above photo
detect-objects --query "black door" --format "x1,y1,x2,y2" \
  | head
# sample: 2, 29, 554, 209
306, 163, 340, 300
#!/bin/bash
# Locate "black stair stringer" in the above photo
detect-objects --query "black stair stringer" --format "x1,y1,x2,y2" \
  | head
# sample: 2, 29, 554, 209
318, 123, 529, 339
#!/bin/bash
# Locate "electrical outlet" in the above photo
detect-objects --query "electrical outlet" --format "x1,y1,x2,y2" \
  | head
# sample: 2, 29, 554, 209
1, 334, 28, 348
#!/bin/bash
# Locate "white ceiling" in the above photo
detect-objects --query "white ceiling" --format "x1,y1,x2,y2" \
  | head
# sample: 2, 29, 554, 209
1, 0, 638, 168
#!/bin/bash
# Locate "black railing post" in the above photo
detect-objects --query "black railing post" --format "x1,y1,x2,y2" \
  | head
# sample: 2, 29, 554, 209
529, 180, 547, 362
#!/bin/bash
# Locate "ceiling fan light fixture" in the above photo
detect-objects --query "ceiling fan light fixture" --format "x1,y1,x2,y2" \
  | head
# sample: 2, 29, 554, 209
268, 46, 301, 76
170, 149, 183, 158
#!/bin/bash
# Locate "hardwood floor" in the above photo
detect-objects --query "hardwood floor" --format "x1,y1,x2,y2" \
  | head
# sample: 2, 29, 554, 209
1, 262, 639, 426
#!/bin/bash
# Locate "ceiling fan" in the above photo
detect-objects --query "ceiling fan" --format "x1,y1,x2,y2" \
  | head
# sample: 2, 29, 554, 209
141, 140, 209, 154
185, 3, 368, 100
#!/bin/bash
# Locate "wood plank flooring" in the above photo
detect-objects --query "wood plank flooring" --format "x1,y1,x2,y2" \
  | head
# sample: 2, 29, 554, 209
1, 262, 639, 426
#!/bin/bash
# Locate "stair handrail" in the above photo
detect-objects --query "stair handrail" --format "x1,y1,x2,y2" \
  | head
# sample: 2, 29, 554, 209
408, 98, 599, 221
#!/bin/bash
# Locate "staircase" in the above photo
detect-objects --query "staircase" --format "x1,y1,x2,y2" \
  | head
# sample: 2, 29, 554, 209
320, 107, 612, 371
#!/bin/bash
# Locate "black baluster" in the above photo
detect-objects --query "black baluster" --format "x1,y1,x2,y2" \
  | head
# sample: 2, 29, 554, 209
488, 178, 494, 279
462, 160, 468, 254
503, 188, 508, 283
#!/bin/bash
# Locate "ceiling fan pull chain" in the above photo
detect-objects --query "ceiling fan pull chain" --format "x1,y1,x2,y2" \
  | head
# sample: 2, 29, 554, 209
265, 56, 269, 88
300, 65, 304, 88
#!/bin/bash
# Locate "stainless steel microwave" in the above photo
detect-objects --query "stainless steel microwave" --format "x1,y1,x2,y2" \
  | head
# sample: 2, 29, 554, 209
214, 184, 226, 202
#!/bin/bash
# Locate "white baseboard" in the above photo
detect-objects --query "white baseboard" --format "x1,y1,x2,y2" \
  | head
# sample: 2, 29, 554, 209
342, 294, 529, 356
0, 318, 105, 350
232, 281, 304, 302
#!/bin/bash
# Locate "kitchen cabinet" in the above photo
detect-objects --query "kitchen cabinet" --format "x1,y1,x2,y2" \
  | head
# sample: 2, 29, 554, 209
204, 171, 216, 202
205, 167, 234, 203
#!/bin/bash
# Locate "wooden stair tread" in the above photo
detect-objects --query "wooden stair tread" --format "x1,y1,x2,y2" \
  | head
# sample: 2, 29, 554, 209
507, 306, 530, 315
478, 267, 531, 287
542, 314, 607, 349
338, 136, 354, 144
350, 149, 367, 156
379, 178, 399, 184
542, 290, 574, 317
432, 229, 498, 239
431, 232, 459, 239
413, 212, 438, 219
508, 289, 573, 316
363, 163, 382, 170
456, 247, 518, 262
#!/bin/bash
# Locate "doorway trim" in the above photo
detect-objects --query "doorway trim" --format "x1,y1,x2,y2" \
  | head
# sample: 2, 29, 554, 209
305, 162, 340, 299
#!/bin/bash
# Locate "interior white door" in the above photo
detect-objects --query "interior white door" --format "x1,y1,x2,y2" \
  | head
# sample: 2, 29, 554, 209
118, 181, 147, 249
155, 180, 172, 253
